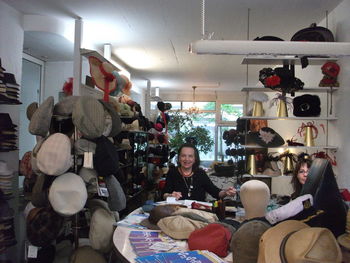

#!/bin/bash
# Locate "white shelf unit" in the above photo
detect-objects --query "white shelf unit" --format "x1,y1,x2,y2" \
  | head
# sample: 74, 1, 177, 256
241, 56, 338, 65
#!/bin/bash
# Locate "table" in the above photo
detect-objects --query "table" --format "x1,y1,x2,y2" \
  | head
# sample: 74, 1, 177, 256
112, 207, 234, 263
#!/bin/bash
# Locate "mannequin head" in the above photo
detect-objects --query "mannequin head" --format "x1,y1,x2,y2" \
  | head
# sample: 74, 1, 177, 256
240, 180, 270, 219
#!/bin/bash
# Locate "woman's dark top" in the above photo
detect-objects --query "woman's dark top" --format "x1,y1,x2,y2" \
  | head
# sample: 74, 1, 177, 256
162, 167, 221, 201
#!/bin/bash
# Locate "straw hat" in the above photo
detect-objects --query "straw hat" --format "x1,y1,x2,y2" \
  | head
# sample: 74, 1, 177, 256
338, 210, 350, 249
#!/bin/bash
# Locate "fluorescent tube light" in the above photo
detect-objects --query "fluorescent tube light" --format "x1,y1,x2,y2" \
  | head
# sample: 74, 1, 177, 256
189, 40, 350, 57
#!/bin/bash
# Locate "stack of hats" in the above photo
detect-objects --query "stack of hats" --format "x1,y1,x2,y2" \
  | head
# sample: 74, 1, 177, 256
0, 113, 18, 151
0, 58, 21, 104
0, 189, 17, 253
0, 161, 14, 196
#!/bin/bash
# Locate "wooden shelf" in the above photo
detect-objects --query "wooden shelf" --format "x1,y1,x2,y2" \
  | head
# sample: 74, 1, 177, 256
240, 116, 337, 121
241, 55, 337, 65
241, 87, 338, 92
241, 145, 338, 150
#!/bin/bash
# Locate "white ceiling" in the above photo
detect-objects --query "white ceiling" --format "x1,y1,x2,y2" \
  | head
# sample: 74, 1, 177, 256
4, 0, 342, 91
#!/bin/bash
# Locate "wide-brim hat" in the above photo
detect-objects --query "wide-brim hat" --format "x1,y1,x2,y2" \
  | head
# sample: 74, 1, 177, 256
157, 215, 207, 240
72, 96, 105, 139
48, 173, 87, 216
29, 96, 54, 137
0, 113, 17, 131
26, 207, 64, 248
88, 56, 116, 101
231, 219, 271, 263
89, 207, 115, 253
98, 100, 122, 137
291, 23, 335, 42
3, 73, 20, 87
36, 133, 72, 176
70, 246, 107, 263
247, 127, 285, 147
53, 95, 79, 117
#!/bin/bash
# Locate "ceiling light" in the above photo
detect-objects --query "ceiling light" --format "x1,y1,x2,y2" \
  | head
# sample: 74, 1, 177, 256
188, 86, 201, 115
189, 40, 350, 57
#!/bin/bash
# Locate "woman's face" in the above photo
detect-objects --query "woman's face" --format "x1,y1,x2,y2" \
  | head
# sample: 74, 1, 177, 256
179, 147, 196, 170
297, 163, 309, 185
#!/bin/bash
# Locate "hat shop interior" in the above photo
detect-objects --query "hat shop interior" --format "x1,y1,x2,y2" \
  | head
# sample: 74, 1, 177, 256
2, 0, 350, 262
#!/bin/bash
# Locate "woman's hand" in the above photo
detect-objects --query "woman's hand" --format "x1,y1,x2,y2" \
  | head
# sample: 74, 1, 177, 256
219, 187, 237, 198
164, 191, 182, 200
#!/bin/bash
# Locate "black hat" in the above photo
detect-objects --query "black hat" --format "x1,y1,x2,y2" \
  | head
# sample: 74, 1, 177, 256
0, 113, 17, 131
247, 127, 285, 148
291, 23, 334, 42
293, 94, 321, 117
93, 136, 120, 177
3, 73, 20, 87
0, 58, 6, 72
254, 36, 284, 41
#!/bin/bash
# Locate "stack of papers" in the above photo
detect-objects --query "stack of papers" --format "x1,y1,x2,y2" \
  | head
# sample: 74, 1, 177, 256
135, 250, 227, 263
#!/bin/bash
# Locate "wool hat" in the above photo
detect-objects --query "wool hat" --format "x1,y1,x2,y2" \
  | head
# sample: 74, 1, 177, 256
0, 113, 17, 130
240, 180, 270, 219
53, 96, 79, 117
93, 136, 120, 178
26, 102, 38, 121
98, 100, 122, 137
258, 220, 341, 263
247, 127, 285, 148
72, 96, 105, 139
301, 158, 347, 237
157, 215, 207, 240
31, 137, 45, 175
48, 173, 87, 216
104, 174, 126, 212
230, 219, 271, 263
29, 96, 54, 137
88, 57, 116, 102
36, 133, 72, 176
89, 207, 115, 253
188, 223, 231, 257
70, 246, 107, 263
74, 138, 96, 155
26, 207, 63, 248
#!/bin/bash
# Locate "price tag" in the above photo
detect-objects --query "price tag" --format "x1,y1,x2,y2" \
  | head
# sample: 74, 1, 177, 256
28, 245, 38, 258
98, 187, 109, 197
83, 152, 94, 168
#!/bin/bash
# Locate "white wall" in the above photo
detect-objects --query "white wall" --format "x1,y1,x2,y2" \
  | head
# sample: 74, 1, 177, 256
0, 1, 23, 261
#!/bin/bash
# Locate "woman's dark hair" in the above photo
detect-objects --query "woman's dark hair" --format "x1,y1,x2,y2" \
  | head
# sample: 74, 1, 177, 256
291, 158, 312, 198
177, 143, 200, 171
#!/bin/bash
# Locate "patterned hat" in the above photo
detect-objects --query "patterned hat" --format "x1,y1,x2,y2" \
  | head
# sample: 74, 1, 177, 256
26, 207, 63, 247
72, 96, 105, 139
48, 173, 87, 216
36, 133, 72, 176
29, 96, 54, 137
247, 127, 285, 148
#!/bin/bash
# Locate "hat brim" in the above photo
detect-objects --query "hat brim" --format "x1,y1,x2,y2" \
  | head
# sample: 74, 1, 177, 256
248, 130, 285, 148
337, 234, 350, 250
88, 56, 116, 94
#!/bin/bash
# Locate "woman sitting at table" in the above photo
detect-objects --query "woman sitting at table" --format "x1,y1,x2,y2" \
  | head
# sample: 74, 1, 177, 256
162, 143, 236, 201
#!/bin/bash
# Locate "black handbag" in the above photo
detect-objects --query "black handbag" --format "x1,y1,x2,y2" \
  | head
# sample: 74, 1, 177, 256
293, 94, 321, 117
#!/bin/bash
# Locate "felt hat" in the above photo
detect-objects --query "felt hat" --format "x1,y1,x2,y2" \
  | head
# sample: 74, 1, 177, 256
240, 180, 270, 219
26, 207, 63, 248
231, 219, 271, 263
74, 138, 96, 155
19, 151, 34, 178
148, 204, 182, 225
157, 215, 207, 240
53, 95, 79, 117
104, 174, 126, 212
0, 190, 14, 221
29, 96, 54, 137
293, 94, 321, 117
301, 158, 347, 237
291, 23, 335, 42
0, 160, 13, 176
188, 223, 232, 257
31, 137, 45, 175
26, 102, 38, 121
31, 174, 54, 208
70, 246, 107, 263
258, 220, 342, 263
36, 133, 72, 176
93, 136, 120, 178
0, 113, 17, 130
247, 127, 285, 148
48, 173, 87, 216
173, 207, 218, 223
337, 210, 350, 249
72, 96, 105, 139
89, 207, 115, 253
88, 56, 116, 102
98, 100, 122, 137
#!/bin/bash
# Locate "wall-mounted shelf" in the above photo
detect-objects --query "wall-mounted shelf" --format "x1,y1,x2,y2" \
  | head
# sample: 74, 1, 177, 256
241, 145, 338, 151
241, 55, 338, 65
241, 87, 338, 93
80, 48, 121, 71
240, 116, 337, 121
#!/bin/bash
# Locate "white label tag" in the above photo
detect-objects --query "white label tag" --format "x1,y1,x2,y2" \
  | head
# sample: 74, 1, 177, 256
28, 245, 38, 258
98, 187, 109, 197
83, 152, 94, 168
